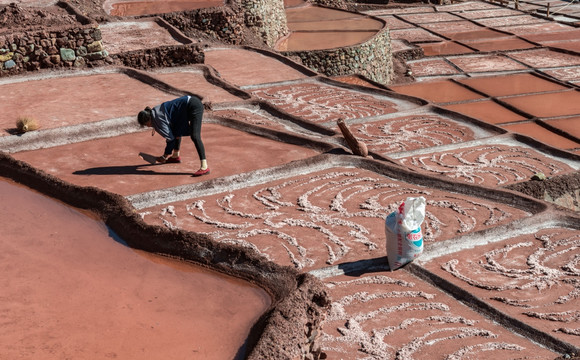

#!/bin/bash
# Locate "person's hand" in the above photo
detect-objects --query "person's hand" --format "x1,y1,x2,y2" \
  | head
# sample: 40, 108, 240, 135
156, 156, 167, 164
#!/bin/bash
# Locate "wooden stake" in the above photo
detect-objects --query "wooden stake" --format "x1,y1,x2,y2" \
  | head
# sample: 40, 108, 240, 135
336, 118, 368, 158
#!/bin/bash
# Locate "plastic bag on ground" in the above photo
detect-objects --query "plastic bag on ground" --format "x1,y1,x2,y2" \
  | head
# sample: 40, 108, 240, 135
385, 196, 426, 271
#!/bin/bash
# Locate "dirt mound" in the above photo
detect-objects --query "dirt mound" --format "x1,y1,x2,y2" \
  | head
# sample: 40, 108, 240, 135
506, 171, 580, 211
0, 3, 79, 30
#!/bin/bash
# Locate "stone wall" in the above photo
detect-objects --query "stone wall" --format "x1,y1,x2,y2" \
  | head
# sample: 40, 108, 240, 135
161, 1, 288, 48
0, 25, 110, 76
160, 7, 247, 45
239, 0, 288, 48
309, 0, 349, 10
110, 44, 204, 70
282, 28, 394, 85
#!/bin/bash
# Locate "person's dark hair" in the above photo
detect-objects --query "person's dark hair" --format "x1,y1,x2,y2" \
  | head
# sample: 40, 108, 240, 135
137, 107, 152, 126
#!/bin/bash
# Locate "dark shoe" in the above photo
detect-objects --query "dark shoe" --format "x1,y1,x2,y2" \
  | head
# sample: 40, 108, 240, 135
166, 156, 181, 164
192, 168, 210, 177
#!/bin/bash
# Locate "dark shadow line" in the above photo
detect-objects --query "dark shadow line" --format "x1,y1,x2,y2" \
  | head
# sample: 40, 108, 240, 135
338, 256, 392, 277
73, 163, 192, 176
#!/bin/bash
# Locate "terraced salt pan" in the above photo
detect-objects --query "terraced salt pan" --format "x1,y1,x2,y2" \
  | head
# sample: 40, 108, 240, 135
204, 48, 311, 87
389, 27, 445, 43
103, 0, 223, 16
435, 1, 504, 12
318, 271, 558, 359
460, 36, 536, 52
135, 156, 533, 271
248, 79, 422, 124
276, 31, 378, 52
503, 122, 580, 150
0, 179, 270, 359
541, 66, 580, 83
0, 69, 175, 136
506, 48, 580, 68
12, 124, 318, 196
279, 5, 384, 52
397, 11, 464, 23
148, 66, 246, 103
420, 41, 475, 56
447, 54, 529, 73
363, 6, 435, 16
456, 72, 569, 97
420, 20, 486, 36
443, 99, 528, 125
389, 79, 484, 104
499, 22, 578, 37
454, 8, 525, 19
501, 90, 580, 118
474, 14, 548, 27
210, 103, 332, 140
373, 15, 415, 30
99, 19, 189, 55
543, 116, 580, 140
328, 107, 497, 156
395, 136, 579, 187
422, 225, 580, 349
407, 58, 461, 77
445, 28, 509, 41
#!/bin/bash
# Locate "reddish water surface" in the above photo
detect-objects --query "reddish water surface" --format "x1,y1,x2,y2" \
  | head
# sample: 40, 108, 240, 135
544, 116, 580, 139
443, 99, 527, 125
390, 80, 485, 104
278, 5, 383, 51
0, 179, 271, 359
501, 90, 580, 118
106, 0, 223, 16
503, 122, 580, 149
457, 72, 569, 97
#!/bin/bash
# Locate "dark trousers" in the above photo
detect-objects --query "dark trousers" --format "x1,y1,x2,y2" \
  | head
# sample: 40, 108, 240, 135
174, 96, 206, 160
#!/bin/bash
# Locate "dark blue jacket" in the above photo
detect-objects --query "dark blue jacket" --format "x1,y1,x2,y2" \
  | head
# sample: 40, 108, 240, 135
151, 96, 192, 155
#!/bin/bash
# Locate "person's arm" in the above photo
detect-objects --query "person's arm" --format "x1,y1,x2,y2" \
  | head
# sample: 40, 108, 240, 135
163, 139, 178, 158
151, 105, 176, 163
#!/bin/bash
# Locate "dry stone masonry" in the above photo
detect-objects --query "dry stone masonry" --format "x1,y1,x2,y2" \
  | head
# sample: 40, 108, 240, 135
283, 29, 394, 85
0, 26, 108, 75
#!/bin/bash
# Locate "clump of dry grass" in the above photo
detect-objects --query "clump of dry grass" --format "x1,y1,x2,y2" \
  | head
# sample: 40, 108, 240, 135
16, 116, 39, 133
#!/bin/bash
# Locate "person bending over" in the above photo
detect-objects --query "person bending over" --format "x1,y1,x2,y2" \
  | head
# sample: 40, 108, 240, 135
138, 95, 209, 177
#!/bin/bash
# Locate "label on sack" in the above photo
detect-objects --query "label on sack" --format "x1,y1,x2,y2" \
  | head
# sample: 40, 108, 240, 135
385, 196, 426, 271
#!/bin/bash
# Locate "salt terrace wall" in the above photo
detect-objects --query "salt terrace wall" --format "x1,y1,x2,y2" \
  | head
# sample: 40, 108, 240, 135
160, 7, 247, 45
159, 0, 288, 48
0, 24, 110, 75
0, 152, 331, 360
282, 27, 394, 85
240, 0, 289, 48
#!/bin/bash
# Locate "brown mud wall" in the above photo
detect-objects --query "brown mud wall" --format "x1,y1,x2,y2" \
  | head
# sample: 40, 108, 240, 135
506, 171, 580, 212
0, 152, 331, 360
